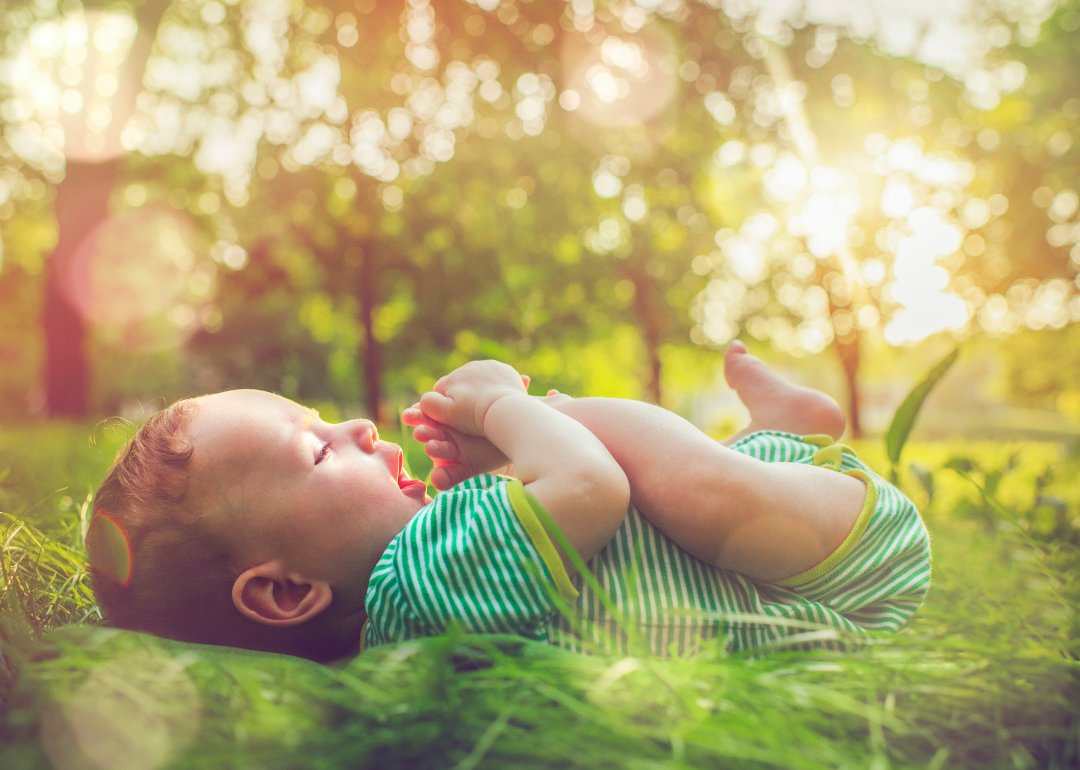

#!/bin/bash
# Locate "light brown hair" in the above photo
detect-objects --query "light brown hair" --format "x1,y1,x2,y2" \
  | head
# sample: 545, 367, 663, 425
88, 399, 357, 661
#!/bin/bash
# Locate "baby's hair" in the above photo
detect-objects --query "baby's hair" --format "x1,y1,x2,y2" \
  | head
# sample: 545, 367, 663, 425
88, 398, 358, 660
88, 399, 238, 646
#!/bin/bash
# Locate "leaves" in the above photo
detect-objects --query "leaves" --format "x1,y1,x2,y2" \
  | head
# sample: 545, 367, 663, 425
886, 348, 960, 474
909, 462, 935, 504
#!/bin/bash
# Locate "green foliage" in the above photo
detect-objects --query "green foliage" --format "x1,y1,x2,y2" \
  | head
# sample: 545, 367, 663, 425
885, 348, 960, 477
0, 198, 52, 421
1, 425, 1078, 769
4, 0, 1080, 421
997, 325, 1080, 414
0, 424, 127, 532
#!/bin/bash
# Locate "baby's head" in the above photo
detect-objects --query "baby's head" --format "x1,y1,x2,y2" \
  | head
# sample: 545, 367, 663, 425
88, 390, 430, 660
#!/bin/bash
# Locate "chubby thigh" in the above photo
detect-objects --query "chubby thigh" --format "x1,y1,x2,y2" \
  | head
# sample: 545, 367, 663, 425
628, 430, 869, 585
547, 432, 931, 656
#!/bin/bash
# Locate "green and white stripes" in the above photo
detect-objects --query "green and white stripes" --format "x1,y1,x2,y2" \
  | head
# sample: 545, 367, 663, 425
365, 475, 565, 648
365, 432, 931, 656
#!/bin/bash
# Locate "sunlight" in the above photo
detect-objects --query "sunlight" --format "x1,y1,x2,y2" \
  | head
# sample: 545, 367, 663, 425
880, 181, 915, 219
585, 64, 625, 103
2, 9, 139, 168
763, 153, 807, 202
714, 140, 745, 166
622, 182, 649, 221
908, 206, 964, 255
979, 278, 1080, 336
694, 108, 1029, 353
561, 26, 678, 127
593, 170, 622, 198
704, 91, 737, 125
599, 36, 648, 77
883, 204, 970, 342
884, 292, 969, 345
513, 71, 554, 136
405, 0, 439, 71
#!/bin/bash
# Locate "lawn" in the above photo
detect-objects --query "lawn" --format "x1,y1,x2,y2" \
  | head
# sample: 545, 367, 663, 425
1, 423, 1077, 769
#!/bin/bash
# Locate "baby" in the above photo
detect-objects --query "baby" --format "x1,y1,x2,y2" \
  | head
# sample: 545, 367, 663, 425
88, 344, 930, 660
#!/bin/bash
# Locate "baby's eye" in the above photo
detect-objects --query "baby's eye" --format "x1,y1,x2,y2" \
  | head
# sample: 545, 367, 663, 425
315, 442, 330, 465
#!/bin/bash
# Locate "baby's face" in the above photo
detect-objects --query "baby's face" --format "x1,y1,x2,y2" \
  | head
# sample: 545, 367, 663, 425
187, 390, 430, 593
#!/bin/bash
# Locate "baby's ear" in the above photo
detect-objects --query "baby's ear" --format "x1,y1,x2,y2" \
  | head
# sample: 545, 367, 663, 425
232, 562, 332, 627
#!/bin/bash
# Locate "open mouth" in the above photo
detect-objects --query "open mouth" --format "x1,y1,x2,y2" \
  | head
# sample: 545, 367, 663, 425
395, 448, 428, 500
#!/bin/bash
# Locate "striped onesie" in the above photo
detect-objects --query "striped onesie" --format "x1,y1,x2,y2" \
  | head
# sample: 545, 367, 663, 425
363, 431, 931, 656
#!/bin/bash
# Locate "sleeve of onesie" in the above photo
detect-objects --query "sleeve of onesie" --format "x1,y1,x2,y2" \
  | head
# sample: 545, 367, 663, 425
364, 474, 579, 647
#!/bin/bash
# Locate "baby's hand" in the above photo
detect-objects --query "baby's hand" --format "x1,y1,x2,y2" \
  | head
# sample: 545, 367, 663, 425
418, 360, 527, 437
401, 406, 511, 490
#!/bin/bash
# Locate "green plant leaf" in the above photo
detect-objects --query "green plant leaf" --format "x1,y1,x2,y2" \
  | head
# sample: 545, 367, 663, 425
944, 457, 975, 474
909, 463, 934, 504
885, 348, 960, 469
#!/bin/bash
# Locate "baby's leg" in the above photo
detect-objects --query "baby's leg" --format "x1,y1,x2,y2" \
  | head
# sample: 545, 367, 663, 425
721, 341, 846, 444
411, 348, 862, 582
549, 395, 865, 584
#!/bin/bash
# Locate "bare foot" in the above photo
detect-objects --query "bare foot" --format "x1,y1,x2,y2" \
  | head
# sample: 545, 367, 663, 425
722, 341, 846, 443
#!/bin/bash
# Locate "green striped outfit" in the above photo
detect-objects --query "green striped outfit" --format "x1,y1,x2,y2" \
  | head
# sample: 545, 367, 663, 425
363, 431, 930, 655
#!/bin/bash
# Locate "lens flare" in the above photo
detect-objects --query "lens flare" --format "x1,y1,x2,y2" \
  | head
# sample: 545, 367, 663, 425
560, 26, 678, 128
60, 207, 206, 350
40, 648, 201, 770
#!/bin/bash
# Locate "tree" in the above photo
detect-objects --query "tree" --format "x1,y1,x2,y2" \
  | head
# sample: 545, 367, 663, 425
384, 1, 750, 405
0, 0, 170, 415
682, 1, 1080, 435
3, 0, 406, 415
4, 0, 1077, 426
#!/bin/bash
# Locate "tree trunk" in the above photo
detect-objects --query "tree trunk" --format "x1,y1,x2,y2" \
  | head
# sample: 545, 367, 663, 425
43, 160, 120, 417
628, 267, 663, 405
41, 0, 170, 417
834, 334, 862, 439
357, 241, 383, 422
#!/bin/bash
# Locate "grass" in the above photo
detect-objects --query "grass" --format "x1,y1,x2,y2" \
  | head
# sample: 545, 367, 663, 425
1, 423, 1078, 769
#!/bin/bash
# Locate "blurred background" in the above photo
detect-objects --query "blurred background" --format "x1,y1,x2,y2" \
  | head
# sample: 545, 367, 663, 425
1, 0, 1079, 443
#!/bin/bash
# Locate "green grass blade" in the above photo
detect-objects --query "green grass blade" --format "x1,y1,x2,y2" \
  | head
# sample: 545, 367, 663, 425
885, 347, 959, 470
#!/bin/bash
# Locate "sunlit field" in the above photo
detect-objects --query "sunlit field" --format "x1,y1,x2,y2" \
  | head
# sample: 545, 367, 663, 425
1, 423, 1078, 768
2, 0, 1080, 767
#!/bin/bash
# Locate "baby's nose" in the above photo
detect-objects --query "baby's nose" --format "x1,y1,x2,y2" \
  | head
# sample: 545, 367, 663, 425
345, 419, 378, 451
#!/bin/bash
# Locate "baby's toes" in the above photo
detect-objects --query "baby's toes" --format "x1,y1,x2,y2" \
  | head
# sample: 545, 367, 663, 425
424, 438, 459, 461
412, 423, 449, 443
431, 464, 468, 491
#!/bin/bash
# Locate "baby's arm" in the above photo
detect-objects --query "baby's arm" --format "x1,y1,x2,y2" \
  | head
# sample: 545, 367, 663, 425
417, 362, 630, 568
411, 395, 865, 583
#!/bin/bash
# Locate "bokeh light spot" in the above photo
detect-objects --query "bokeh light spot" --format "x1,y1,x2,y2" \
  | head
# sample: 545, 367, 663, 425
40, 649, 201, 770
62, 208, 204, 351
561, 26, 678, 127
